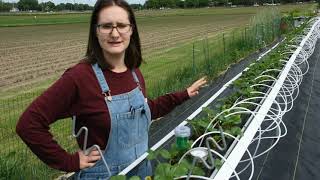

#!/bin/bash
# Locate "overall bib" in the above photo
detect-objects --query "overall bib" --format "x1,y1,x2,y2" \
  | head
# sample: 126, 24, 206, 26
75, 63, 152, 179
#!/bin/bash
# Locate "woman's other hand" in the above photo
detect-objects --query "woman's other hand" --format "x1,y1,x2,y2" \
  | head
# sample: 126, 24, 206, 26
187, 76, 207, 98
79, 149, 101, 169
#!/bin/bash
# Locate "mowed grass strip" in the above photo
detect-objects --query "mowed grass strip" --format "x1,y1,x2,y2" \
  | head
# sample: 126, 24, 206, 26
0, 13, 91, 27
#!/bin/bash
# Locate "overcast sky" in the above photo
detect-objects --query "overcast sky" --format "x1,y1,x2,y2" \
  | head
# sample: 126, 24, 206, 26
5, 0, 147, 5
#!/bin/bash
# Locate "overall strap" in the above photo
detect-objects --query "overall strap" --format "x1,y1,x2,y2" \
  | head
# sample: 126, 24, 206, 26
131, 69, 143, 91
131, 70, 140, 83
132, 70, 147, 103
91, 63, 110, 93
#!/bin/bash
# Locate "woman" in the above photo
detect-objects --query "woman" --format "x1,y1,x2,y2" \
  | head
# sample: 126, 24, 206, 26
16, 0, 207, 179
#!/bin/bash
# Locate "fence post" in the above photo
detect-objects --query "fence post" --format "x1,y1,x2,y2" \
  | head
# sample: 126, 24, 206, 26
271, 22, 274, 41
255, 24, 257, 48
241, 29, 244, 50
276, 19, 280, 38
223, 33, 226, 64
206, 36, 210, 71
232, 30, 235, 46
204, 38, 209, 72
262, 23, 264, 44
244, 27, 247, 48
192, 42, 196, 75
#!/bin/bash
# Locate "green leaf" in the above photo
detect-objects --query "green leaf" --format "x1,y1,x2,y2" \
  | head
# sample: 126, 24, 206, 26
230, 115, 241, 125
230, 126, 242, 136
174, 164, 188, 176
198, 120, 210, 128
169, 144, 179, 157
159, 149, 171, 159
192, 166, 205, 176
155, 163, 173, 178
221, 104, 228, 111
147, 149, 158, 160
110, 175, 126, 180
222, 114, 241, 126
187, 140, 194, 148
154, 175, 169, 180
202, 107, 216, 118
179, 159, 193, 170
214, 159, 223, 169
177, 159, 205, 176
129, 176, 141, 180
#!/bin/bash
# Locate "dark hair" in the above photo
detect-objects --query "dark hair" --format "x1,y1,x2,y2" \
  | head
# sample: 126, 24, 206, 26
85, 0, 143, 69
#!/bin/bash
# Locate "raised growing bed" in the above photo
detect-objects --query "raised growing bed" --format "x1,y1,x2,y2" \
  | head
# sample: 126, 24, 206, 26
208, 17, 320, 180
68, 17, 320, 180
104, 17, 320, 180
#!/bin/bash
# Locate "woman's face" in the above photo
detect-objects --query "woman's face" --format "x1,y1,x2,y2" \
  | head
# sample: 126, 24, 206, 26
96, 6, 132, 57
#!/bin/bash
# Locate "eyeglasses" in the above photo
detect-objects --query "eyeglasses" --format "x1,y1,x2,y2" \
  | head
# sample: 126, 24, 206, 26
97, 22, 133, 34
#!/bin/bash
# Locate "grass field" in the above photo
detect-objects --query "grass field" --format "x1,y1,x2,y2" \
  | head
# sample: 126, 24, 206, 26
0, 3, 317, 179
0, 3, 316, 95
0, 4, 316, 27
0, 13, 91, 26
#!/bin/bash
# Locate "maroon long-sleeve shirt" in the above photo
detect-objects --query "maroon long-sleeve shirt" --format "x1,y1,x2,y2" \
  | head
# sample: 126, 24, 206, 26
16, 62, 189, 172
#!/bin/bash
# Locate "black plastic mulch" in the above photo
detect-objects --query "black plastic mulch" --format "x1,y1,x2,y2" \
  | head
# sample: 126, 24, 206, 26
246, 41, 320, 180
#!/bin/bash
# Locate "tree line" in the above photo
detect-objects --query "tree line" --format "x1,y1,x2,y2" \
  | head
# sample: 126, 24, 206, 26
0, 0, 93, 12
0, 0, 318, 12
144, 0, 315, 9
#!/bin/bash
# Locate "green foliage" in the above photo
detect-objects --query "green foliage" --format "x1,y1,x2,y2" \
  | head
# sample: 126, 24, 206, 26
110, 175, 127, 180
0, 150, 64, 179
280, 14, 294, 33
214, 159, 223, 170
147, 149, 172, 163
146, 140, 207, 179
0, 152, 19, 178
39, 1, 55, 12
154, 162, 188, 180
144, 0, 316, 9
17, 0, 38, 11
130, 177, 141, 180
110, 175, 141, 180
190, 112, 215, 138
221, 114, 241, 126
0, 1, 12, 12
147, 149, 159, 161
159, 149, 172, 159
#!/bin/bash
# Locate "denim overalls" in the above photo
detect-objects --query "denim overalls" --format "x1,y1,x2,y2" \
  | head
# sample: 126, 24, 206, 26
75, 63, 152, 179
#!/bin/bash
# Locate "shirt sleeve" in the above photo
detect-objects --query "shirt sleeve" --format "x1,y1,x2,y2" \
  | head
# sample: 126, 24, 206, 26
16, 69, 80, 172
147, 90, 190, 119
134, 69, 190, 119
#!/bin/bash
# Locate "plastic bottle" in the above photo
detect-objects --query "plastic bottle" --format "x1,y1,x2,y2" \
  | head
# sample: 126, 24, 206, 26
174, 125, 191, 150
